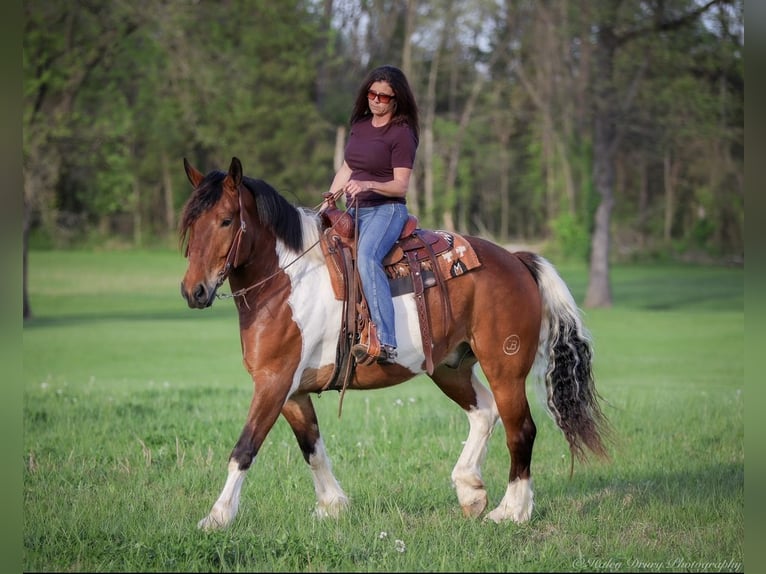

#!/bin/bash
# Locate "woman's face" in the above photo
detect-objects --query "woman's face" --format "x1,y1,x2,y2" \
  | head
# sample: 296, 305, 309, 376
366, 80, 396, 115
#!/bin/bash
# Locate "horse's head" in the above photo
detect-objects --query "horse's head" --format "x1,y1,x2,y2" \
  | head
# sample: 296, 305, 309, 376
179, 157, 306, 309
179, 157, 250, 308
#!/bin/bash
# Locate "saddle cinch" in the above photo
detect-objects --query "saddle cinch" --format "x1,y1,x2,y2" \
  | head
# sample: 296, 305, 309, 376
318, 194, 481, 394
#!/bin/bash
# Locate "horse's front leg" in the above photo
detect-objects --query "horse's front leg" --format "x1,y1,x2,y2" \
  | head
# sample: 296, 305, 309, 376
198, 378, 290, 531
281, 394, 349, 518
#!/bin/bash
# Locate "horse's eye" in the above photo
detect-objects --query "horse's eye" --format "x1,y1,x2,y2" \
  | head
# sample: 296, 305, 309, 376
221, 218, 233, 228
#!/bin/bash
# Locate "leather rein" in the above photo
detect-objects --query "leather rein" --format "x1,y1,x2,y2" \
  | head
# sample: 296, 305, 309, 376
213, 187, 352, 302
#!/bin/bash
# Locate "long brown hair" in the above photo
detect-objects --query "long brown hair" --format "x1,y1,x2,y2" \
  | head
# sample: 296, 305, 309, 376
349, 65, 419, 142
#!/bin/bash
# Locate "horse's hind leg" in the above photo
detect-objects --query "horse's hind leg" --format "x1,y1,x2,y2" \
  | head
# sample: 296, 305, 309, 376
430, 361, 499, 518
482, 361, 537, 524
281, 394, 349, 518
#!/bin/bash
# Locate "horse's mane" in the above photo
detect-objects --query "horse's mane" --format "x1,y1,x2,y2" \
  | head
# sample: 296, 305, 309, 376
179, 170, 306, 254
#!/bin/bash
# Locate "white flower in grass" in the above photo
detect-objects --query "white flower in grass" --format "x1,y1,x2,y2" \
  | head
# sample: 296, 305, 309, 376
378, 531, 388, 539
394, 539, 406, 553
394, 398, 404, 407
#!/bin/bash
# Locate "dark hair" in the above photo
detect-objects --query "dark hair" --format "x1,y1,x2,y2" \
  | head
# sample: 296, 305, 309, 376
349, 65, 420, 142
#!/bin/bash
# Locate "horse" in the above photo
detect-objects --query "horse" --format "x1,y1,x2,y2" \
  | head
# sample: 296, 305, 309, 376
179, 156, 609, 530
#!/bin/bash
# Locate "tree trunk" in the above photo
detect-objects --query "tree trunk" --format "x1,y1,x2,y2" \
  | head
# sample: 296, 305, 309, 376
333, 126, 346, 172
23, 192, 32, 320
162, 151, 176, 238
584, 24, 616, 309
584, 106, 615, 308
401, 0, 415, 78
132, 177, 142, 248
663, 150, 678, 244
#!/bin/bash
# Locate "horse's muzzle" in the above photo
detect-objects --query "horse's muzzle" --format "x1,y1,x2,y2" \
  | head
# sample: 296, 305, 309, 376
180, 280, 217, 309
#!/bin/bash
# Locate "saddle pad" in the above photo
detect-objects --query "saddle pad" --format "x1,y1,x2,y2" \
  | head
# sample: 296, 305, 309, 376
435, 232, 481, 278
386, 232, 481, 296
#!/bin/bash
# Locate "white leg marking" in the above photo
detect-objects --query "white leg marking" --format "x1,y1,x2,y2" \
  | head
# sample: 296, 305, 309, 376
198, 460, 247, 530
485, 477, 534, 523
309, 437, 349, 518
451, 372, 498, 517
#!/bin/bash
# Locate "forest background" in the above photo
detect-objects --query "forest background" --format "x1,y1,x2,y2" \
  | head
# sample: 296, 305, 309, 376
22, 0, 744, 317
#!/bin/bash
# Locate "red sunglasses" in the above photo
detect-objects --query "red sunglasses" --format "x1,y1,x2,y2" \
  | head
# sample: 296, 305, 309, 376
367, 89, 396, 105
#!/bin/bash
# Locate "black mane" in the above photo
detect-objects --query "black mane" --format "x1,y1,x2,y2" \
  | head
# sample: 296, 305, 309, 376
179, 170, 304, 253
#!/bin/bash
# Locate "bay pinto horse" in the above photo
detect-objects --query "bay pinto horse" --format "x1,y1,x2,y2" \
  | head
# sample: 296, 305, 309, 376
179, 157, 609, 530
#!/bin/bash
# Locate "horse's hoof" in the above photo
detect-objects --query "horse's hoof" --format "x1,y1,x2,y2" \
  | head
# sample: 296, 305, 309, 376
314, 495, 349, 519
197, 514, 227, 531
484, 504, 532, 524
460, 491, 488, 518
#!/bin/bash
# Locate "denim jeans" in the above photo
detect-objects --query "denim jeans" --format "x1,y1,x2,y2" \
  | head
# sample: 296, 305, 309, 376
348, 203, 409, 348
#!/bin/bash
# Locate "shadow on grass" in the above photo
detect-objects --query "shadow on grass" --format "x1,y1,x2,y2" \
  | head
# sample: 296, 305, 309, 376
609, 268, 743, 312
541, 460, 744, 520
23, 307, 232, 328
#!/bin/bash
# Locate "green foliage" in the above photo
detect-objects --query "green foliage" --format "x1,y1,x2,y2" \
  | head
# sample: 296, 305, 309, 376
549, 212, 590, 263
22, 250, 743, 571
22, 0, 744, 261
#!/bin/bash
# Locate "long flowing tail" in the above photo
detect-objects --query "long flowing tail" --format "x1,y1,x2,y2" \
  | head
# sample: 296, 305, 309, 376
517, 252, 610, 463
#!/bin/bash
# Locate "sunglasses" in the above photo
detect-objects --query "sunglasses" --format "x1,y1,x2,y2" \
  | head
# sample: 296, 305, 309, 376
367, 89, 396, 105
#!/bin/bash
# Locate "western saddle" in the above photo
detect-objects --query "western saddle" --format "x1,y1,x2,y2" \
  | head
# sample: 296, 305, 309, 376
317, 193, 461, 397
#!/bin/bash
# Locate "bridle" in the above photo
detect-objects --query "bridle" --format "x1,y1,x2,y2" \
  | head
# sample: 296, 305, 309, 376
215, 188, 247, 289
208, 186, 355, 302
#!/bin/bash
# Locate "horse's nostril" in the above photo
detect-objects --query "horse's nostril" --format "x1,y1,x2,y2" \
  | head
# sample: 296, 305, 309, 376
194, 283, 207, 304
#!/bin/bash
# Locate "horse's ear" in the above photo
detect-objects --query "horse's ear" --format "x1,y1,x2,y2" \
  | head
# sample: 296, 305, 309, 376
228, 157, 243, 187
184, 158, 205, 188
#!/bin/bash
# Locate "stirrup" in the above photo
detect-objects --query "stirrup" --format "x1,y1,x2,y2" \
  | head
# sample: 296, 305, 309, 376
351, 343, 376, 366
351, 343, 397, 366
376, 345, 398, 365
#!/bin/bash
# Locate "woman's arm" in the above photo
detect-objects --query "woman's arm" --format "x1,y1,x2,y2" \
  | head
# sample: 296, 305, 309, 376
327, 161, 353, 196
344, 166, 412, 199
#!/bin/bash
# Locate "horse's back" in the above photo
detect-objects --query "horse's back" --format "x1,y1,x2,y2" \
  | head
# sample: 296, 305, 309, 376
461, 236, 542, 307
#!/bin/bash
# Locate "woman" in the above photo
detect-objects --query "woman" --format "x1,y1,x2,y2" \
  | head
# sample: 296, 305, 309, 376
326, 65, 420, 365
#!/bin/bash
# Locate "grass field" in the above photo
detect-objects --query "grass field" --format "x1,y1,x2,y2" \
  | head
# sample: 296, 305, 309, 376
22, 249, 744, 572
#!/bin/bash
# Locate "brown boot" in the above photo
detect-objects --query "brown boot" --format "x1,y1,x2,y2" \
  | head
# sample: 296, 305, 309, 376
352, 320, 382, 365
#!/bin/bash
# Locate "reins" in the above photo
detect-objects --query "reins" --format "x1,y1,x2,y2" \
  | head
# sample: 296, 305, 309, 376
215, 188, 355, 302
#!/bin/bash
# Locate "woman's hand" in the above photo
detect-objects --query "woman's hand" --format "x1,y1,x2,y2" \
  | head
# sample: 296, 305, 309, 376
343, 179, 371, 197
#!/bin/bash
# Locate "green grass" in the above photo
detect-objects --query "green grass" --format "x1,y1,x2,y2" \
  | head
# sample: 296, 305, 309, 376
23, 250, 744, 572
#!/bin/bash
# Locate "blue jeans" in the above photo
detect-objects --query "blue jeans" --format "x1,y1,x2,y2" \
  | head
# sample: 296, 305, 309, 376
348, 203, 409, 348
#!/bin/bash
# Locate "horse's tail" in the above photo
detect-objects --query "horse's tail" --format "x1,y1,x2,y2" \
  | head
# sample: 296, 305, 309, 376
516, 252, 610, 464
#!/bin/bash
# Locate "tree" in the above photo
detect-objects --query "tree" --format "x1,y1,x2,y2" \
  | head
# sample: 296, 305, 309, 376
23, 1, 141, 318
584, 0, 732, 308
22, 0, 743, 320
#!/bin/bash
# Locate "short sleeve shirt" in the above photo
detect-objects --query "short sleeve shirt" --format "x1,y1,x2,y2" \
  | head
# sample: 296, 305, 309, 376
344, 117, 418, 207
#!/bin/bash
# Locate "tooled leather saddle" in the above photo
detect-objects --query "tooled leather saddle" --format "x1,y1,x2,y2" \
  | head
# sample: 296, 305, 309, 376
317, 194, 481, 396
